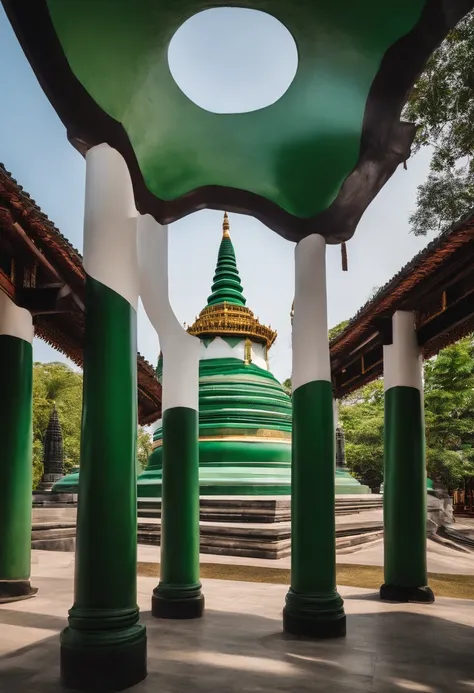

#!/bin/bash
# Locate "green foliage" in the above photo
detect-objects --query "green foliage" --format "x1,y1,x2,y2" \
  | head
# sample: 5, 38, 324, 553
33, 362, 83, 488
424, 337, 474, 490
405, 11, 474, 234
329, 320, 349, 342
282, 378, 292, 396
408, 170, 474, 236
340, 381, 384, 491
337, 336, 474, 492
137, 427, 153, 472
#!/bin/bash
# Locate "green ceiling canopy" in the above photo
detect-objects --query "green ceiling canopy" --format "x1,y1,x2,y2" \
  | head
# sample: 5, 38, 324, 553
4, 1, 473, 243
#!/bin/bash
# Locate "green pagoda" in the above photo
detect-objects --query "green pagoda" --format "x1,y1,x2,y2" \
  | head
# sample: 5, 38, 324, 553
136, 213, 369, 497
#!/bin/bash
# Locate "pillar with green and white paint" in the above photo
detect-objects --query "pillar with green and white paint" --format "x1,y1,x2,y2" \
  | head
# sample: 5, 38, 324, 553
381, 310, 434, 603
138, 215, 203, 619
0, 292, 36, 604
60, 144, 147, 691
283, 234, 346, 638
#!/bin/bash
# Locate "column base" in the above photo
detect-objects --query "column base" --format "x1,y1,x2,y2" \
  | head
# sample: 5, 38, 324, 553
283, 589, 346, 638
0, 579, 38, 603
380, 583, 435, 603
152, 584, 204, 619
60, 624, 146, 692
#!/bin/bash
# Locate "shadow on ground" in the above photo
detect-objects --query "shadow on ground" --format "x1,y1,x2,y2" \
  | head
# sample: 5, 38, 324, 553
0, 605, 473, 692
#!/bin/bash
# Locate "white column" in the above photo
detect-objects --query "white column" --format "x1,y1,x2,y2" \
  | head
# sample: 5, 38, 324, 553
137, 214, 199, 412
83, 143, 139, 307
292, 234, 331, 392
383, 311, 422, 393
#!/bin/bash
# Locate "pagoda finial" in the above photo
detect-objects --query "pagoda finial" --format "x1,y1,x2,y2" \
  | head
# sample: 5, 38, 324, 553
222, 211, 230, 239
206, 212, 246, 307
187, 213, 277, 350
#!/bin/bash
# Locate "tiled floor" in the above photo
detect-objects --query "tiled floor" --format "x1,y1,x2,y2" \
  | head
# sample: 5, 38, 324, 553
0, 551, 473, 692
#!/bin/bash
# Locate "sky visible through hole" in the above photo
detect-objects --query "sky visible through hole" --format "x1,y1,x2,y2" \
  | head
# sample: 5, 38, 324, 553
168, 7, 298, 114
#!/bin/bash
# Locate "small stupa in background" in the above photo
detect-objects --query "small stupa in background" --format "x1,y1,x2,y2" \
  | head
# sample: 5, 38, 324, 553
36, 404, 64, 491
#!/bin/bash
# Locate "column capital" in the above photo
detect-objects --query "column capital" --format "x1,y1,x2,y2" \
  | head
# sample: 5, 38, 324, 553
0, 292, 33, 343
137, 214, 200, 412
383, 310, 422, 392
292, 234, 330, 391
83, 143, 139, 310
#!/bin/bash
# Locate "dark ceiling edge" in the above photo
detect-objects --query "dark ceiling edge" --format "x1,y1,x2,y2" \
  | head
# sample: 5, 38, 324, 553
3, 0, 473, 243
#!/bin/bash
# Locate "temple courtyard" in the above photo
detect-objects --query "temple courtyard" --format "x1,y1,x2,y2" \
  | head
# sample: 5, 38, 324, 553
0, 550, 473, 693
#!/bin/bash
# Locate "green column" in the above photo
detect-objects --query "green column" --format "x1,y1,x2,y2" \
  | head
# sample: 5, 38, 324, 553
60, 277, 146, 689
152, 406, 204, 618
0, 307, 36, 603
381, 311, 433, 603
283, 234, 345, 638
137, 213, 203, 620
60, 144, 146, 691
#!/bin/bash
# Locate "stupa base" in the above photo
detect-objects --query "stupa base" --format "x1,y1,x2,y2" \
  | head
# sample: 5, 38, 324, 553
137, 495, 383, 560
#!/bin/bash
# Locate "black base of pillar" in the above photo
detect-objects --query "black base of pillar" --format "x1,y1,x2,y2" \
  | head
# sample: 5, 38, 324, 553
0, 579, 38, 604
152, 591, 205, 619
380, 584, 435, 604
283, 608, 346, 638
60, 626, 147, 692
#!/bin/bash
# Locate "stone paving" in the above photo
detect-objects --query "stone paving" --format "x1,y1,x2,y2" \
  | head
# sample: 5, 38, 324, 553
0, 551, 473, 692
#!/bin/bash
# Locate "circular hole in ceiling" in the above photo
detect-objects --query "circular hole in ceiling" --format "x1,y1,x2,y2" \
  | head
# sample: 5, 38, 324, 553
168, 7, 298, 114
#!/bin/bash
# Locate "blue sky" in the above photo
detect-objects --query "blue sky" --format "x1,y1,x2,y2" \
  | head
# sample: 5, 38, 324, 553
0, 6, 433, 382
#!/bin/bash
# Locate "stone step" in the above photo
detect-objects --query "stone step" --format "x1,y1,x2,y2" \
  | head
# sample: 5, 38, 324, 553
137, 518, 383, 560
137, 494, 383, 524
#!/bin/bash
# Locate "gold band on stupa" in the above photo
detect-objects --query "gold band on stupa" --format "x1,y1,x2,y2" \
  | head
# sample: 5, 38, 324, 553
187, 302, 276, 349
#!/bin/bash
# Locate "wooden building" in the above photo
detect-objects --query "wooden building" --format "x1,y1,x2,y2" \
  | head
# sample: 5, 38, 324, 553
0, 162, 161, 424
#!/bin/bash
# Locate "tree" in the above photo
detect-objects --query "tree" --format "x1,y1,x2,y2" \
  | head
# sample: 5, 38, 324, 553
32, 362, 83, 487
339, 380, 385, 491
137, 427, 153, 472
405, 11, 474, 235
424, 337, 474, 490
329, 319, 349, 342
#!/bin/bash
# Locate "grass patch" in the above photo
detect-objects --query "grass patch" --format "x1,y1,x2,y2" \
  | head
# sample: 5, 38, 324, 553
137, 561, 474, 600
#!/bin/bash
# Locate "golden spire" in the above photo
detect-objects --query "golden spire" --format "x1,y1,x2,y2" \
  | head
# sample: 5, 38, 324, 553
222, 211, 231, 238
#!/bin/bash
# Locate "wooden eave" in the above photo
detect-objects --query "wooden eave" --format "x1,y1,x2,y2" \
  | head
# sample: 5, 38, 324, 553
331, 212, 474, 399
0, 163, 162, 425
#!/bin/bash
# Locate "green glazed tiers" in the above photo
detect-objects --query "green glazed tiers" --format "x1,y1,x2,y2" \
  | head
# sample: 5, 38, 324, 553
138, 356, 292, 497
